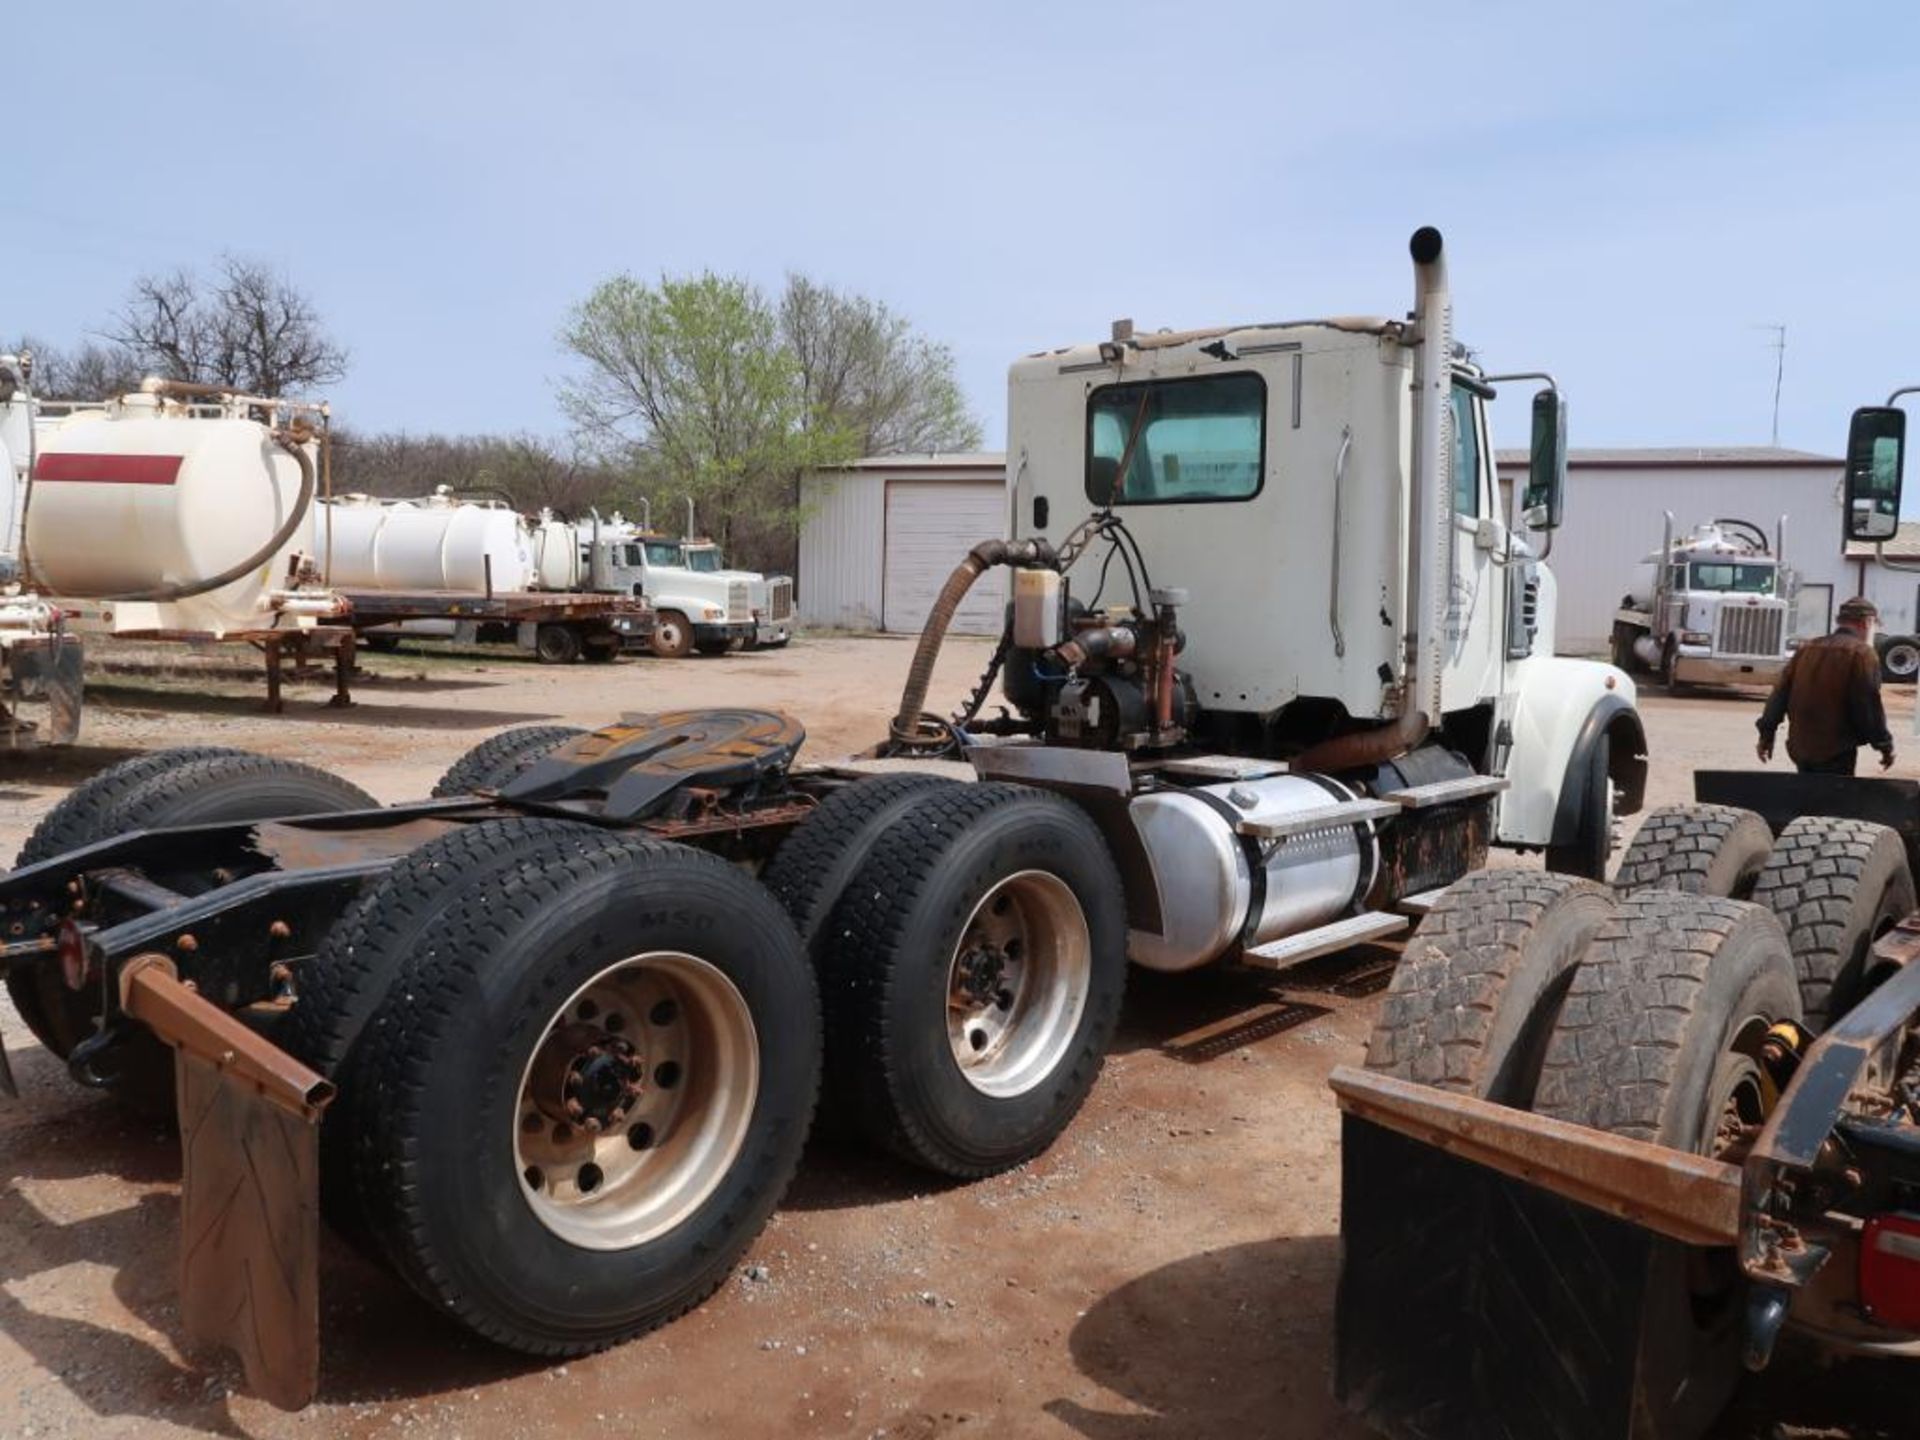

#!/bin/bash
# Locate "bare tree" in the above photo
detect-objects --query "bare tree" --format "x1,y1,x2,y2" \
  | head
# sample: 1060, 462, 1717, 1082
327, 429, 624, 517
110, 256, 347, 396
780, 276, 983, 455
1, 337, 144, 402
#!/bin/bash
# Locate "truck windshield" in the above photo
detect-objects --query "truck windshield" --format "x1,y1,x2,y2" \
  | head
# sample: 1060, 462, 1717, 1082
644, 541, 683, 566
1085, 371, 1266, 504
1689, 562, 1775, 594
684, 548, 723, 572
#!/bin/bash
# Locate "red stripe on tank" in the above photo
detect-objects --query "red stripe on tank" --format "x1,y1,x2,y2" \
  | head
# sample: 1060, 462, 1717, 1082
32, 453, 184, 485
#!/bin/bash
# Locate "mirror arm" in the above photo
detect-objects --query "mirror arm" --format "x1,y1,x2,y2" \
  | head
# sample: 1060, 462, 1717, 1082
1886, 385, 1920, 406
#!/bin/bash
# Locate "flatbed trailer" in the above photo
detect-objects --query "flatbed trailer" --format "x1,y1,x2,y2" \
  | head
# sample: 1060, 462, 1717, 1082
340, 587, 652, 663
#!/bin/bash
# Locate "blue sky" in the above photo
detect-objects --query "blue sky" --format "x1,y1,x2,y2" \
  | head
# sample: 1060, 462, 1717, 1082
9, 3, 1919, 468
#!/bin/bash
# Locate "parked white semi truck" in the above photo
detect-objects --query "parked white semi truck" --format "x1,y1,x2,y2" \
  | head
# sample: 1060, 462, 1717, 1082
575, 516, 792, 657
1610, 514, 1793, 687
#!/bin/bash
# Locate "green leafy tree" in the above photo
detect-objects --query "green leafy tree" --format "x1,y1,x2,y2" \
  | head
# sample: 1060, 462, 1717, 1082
561, 273, 845, 559
559, 270, 981, 568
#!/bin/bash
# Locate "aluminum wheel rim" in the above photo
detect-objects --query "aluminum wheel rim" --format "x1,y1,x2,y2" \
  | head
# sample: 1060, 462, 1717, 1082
514, 951, 758, 1250
945, 869, 1091, 1098
1890, 644, 1920, 678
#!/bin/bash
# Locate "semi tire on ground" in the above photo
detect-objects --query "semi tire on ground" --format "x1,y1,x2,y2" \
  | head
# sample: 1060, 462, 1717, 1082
651, 611, 693, 660
1544, 731, 1613, 881
762, 772, 959, 959
1365, 871, 1616, 1105
535, 624, 583, 665
1751, 815, 1916, 1030
8, 753, 377, 1109
1613, 803, 1773, 900
823, 782, 1127, 1178
695, 638, 732, 657
1879, 635, 1920, 685
284, 817, 612, 1234
9, 745, 246, 1056
1534, 892, 1803, 1440
350, 839, 819, 1354
1611, 621, 1640, 673
583, 633, 621, 663
432, 725, 587, 797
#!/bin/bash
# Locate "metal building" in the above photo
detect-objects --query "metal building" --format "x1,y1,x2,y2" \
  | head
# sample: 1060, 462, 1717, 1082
798, 454, 1008, 634
1495, 447, 1852, 654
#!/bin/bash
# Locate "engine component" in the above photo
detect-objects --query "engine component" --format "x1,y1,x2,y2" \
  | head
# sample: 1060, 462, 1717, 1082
1012, 567, 1065, 648
1126, 773, 1380, 972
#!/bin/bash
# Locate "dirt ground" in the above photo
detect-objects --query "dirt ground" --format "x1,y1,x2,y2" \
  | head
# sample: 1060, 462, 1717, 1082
0, 640, 1911, 1440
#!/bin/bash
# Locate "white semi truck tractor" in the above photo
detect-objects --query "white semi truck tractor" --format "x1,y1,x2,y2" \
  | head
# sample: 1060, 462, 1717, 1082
0, 229, 1649, 1408
576, 511, 789, 657
1611, 514, 1794, 687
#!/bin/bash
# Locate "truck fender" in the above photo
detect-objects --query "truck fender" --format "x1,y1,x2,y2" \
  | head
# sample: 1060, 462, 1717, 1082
1498, 656, 1648, 849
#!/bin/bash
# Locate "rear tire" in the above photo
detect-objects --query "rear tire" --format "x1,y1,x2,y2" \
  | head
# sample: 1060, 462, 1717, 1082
1611, 621, 1639, 673
651, 611, 693, 660
1751, 816, 1915, 1029
287, 817, 613, 1236
1880, 636, 1920, 685
535, 624, 583, 664
825, 783, 1126, 1177
1366, 871, 1615, 1105
1545, 732, 1613, 881
583, 634, 621, 664
432, 725, 586, 797
352, 840, 819, 1354
1535, 893, 1801, 1440
694, 638, 732, 657
10, 753, 376, 1113
1613, 803, 1773, 900
9, 746, 246, 1056
762, 772, 959, 959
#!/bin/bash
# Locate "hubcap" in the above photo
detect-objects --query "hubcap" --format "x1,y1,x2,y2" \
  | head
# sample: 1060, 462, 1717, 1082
1891, 645, 1919, 678
514, 952, 758, 1250
945, 870, 1091, 1098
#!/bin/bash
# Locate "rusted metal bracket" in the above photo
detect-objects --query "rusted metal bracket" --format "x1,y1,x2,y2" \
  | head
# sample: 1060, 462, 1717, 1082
120, 954, 334, 1410
1328, 1065, 1742, 1248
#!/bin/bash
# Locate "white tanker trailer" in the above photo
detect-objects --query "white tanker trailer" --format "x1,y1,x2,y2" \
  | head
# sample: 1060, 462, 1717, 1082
313, 491, 650, 663
0, 354, 82, 743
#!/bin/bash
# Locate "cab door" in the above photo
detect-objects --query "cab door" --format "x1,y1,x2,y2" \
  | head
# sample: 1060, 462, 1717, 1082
1439, 381, 1504, 711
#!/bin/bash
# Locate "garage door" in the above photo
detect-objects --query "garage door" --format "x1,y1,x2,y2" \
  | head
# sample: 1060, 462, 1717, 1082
883, 481, 1008, 635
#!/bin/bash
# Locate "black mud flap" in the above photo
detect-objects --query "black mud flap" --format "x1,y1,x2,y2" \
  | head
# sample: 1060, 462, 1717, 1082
1335, 1113, 1654, 1440
5, 634, 83, 745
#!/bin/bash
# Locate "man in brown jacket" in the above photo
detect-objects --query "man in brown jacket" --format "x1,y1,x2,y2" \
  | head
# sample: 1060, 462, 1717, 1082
1756, 597, 1895, 774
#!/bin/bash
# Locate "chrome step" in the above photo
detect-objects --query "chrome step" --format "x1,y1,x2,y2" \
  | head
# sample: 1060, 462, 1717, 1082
1379, 775, 1511, 808
1235, 798, 1402, 840
1395, 886, 1452, 916
1151, 755, 1290, 781
1242, 912, 1411, 970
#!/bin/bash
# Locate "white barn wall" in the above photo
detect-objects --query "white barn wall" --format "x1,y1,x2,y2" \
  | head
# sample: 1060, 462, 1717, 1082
799, 456, 1008, 633
798, 470, 886, 629
1497, 454, 1852, 654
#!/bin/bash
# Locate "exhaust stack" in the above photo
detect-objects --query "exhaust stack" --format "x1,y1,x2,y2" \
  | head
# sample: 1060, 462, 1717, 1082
1406, 227, 1453, 724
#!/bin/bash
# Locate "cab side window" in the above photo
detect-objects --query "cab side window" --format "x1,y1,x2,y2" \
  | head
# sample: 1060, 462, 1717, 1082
1450, 383, 1482, 517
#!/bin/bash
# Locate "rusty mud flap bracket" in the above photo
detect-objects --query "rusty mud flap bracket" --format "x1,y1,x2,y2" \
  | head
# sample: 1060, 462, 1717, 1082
1329, 1067, 1742, 1440
121, 955, 335, 1410
4, 632, 83, 746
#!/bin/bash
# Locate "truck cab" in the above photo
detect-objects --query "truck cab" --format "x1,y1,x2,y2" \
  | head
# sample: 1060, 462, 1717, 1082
1611, 516, 1792, 687
1001, 265, 1642, 874
581, 529, 756, 657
